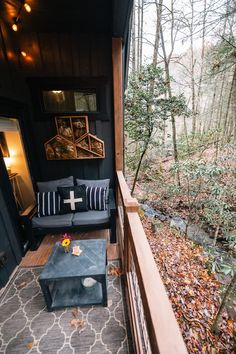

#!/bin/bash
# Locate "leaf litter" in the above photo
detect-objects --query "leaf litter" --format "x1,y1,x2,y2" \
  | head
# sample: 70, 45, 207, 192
142, 216, 236, 353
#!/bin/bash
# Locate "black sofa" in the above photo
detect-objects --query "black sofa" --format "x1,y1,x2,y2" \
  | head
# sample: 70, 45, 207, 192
21, 177, 116, 250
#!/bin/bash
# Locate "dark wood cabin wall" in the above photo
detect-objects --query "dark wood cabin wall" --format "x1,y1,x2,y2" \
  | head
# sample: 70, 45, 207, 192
0, 25, 114, 187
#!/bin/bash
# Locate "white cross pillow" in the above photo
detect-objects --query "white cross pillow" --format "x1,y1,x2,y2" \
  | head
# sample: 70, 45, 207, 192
57, 185, 88, 214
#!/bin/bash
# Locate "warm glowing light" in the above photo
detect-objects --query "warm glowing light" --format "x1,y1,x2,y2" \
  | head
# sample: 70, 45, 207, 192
52, 90, 63, 94
21, 51, 27, 57
3, 157, 11, 172
24, 2, 31, 12
7, 51, 14, 59
12, 23, 18, 32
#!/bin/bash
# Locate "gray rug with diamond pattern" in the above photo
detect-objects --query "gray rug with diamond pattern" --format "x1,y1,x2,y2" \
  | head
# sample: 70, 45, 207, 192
0, 263, 132, 354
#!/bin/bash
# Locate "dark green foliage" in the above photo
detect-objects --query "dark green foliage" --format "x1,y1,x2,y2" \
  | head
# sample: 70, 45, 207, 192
125, 64, 188, 192
125, 65, 167, 142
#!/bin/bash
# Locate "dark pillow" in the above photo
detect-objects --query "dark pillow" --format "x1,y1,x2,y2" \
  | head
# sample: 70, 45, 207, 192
37, 191, 61, 217
58, 185, 88, 214
86, 186, 107, 210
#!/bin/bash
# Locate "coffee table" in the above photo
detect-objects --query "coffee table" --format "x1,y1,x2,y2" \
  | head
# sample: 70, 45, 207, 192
39, 239, 107, 311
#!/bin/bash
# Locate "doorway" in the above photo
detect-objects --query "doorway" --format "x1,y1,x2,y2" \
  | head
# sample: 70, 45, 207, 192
0, 117, 35, 213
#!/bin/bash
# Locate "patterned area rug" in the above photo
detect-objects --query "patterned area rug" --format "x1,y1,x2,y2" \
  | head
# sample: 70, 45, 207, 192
0, 263, 132, 354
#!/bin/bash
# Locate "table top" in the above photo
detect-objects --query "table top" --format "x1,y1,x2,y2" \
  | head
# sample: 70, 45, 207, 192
39, 239, 107, 280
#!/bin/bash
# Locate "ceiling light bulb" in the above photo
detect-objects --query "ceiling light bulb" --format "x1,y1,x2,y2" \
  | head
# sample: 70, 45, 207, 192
12, 23, 18, 31
52, 90, 63, 94
21, 51, 27, 57
24, 2, 31, 12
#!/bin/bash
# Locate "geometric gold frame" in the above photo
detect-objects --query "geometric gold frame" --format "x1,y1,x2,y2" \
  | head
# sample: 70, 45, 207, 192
44, 116, 105, 160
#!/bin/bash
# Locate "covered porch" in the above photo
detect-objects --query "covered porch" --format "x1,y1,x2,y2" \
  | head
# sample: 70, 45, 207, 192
0, 171, 187, 353
0, 0, 187, 352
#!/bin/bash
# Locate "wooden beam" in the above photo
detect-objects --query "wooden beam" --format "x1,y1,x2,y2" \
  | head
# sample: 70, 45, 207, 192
112, 38, 123, 171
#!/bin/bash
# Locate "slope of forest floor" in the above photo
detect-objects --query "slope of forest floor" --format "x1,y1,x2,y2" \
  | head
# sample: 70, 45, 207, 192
142, 216, 235, 353
128, 146, 236, 352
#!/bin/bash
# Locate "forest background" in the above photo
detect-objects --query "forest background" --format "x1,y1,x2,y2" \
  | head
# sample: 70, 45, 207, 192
124, 0, 236, 351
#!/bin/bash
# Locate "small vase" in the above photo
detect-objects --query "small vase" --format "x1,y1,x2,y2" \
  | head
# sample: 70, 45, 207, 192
63, 245, 70, 253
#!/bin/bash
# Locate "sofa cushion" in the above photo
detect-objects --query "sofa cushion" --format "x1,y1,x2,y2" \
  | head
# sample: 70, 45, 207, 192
76, 178, 110, 201
32, 213, 73, 228
58, 185, 88, 214
72, 210, 110, 226
37, 176, 74, 192
86, 186, 107, 210
37, 191, 61, 217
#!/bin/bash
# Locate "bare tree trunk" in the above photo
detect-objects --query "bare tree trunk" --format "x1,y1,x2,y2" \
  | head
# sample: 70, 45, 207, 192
137, 0, 140, 71
195, 0, 206, 132
183, 115, 190, 154
212, 274, 236, 333
160, 21, 181, 186
131, 138, 151, 195
207, 79, 218, 131
226, 67, 236, 141
131, 3, 136, 72
152, 0, 163, 66
222, 67, 236, 142
190, 0, 196, 136
139, 0, 144, 69
216, 72, 226, 130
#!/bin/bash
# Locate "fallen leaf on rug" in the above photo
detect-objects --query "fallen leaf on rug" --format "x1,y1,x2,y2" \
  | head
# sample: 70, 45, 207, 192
17, 281, 27, 289
70, 319, 85, 327
108, 266, 122, 277
27, 341, 34, 349
71, 307, 79, 318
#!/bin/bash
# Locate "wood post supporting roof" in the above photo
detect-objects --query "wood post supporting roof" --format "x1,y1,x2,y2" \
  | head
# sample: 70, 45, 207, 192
112, 37, 124, 171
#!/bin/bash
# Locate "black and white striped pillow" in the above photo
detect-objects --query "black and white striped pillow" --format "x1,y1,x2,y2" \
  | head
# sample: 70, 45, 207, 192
86, 186, 107, 211
37, 191, 61, 217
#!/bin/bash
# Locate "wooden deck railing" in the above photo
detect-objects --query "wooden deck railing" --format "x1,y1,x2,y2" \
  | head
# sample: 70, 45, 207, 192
116, 170, 188, 354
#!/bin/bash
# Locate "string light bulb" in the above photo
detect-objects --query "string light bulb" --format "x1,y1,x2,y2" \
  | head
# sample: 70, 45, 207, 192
12, 17, 19, 32
11, 2, 31, 32
24, 2, 31, 13
21, 51, 27, 57
12, 23, 18, 31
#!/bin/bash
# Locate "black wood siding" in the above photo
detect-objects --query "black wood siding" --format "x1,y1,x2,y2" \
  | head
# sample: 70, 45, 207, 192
0, 27, 115, 187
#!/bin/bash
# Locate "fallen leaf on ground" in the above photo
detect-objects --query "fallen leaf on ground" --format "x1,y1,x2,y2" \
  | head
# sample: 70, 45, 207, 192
141, 215, 235, 352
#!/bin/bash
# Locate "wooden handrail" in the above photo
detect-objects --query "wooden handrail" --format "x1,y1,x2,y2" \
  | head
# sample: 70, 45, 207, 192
117, 170, 139, 212
116, 170, 188, 354
128, 212, 188, 353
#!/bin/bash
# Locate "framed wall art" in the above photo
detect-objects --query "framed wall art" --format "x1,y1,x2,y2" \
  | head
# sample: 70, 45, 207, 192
45, 116, 105, 160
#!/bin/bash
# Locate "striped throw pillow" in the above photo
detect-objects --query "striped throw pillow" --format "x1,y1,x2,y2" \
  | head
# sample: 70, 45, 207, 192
37, 191, 61, 217
86, 186, 107, 211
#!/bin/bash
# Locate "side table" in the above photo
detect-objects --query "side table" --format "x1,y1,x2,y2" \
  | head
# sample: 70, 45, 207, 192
39, 239, 107, 311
